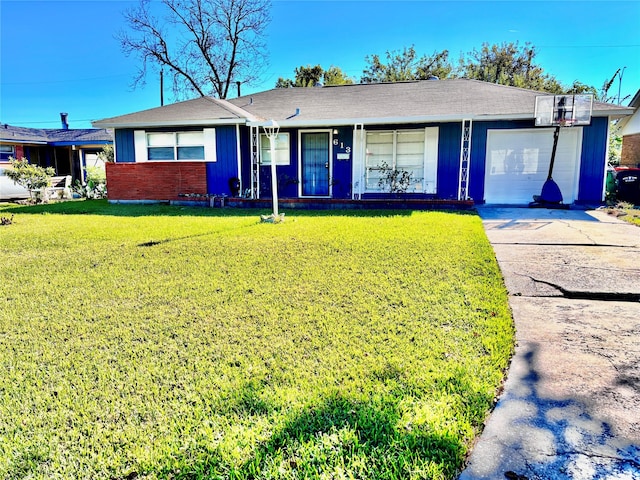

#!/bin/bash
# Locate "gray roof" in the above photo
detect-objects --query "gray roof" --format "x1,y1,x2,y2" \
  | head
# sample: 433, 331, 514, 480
93, 79, 633, 128
93, 96, 251, 128
0, 124, 112, 145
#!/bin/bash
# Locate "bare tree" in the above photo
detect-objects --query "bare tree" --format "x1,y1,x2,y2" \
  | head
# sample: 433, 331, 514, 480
118, 0, 271, 100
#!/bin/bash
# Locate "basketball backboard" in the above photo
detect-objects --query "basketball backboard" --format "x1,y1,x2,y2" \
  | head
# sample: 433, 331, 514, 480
534, 94, 593, 127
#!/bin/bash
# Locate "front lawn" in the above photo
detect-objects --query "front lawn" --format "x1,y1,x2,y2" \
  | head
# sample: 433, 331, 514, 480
0, 201, 513, 479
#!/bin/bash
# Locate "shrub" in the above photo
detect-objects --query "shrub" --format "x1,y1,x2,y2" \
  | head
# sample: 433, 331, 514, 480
4, 157, 54, 203
74, 166, 107, 199
377, 161, 413, 193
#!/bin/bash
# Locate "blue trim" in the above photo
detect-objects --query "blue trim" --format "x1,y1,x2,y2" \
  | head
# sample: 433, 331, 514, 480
577, 116, 608, 203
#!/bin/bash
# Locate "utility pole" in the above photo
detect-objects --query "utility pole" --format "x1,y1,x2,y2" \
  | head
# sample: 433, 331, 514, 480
160, 68, 165, 106
617, 66, 626, 105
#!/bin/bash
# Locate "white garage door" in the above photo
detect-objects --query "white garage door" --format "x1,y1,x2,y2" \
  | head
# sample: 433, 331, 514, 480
484, 128, 582, 204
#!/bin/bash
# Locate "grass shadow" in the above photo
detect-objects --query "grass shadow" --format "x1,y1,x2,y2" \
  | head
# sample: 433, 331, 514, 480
148, 391, 466, 479
0, 199, 477, 219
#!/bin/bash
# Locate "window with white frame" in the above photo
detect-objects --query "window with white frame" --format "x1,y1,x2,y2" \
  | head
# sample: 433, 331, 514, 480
134, 129, 216, 162
259, 132, 290, 165
147, 131, 205, 160
364, 128, 438, 193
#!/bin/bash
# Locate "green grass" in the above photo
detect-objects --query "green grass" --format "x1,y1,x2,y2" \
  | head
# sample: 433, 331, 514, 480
0, 201, 514, 480
604, 204, 640, 227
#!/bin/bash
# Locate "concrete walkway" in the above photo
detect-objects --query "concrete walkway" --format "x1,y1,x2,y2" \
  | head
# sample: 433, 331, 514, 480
459, 207, 640, 480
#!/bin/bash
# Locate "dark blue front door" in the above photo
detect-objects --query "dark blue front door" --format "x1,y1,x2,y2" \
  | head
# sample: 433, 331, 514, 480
301, 132, 330, 196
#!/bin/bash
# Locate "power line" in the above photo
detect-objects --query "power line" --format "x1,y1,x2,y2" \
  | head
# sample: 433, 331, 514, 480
0, 74, 129, 86
538, 44, 640, 49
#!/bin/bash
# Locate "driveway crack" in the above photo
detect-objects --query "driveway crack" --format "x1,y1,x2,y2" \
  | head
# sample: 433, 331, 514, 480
557, 220, 598, 245
514, 274, 640, 303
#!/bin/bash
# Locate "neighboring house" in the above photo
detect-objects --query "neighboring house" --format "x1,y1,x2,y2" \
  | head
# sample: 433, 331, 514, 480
93, 79, 632, 207
619, 89, 640, 168
0, 114, 113, 183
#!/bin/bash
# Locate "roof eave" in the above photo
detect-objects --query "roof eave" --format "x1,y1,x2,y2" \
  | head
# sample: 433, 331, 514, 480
92, 118, 247, 129
0, 138, 48, 145
48, 140, 112, 146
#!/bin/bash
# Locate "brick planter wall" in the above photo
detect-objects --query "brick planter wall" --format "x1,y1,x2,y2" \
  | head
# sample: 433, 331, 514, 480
106, 162, 208, 201
621, 133, 640, 168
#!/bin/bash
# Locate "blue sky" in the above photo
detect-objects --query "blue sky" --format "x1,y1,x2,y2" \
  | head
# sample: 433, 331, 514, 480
1, 0, 638, 129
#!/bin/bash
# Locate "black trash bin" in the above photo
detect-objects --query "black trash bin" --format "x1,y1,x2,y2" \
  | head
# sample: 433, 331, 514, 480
616, 169, 640, 205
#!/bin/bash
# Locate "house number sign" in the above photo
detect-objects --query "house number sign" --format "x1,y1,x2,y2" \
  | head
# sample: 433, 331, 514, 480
333, 138, 351, 160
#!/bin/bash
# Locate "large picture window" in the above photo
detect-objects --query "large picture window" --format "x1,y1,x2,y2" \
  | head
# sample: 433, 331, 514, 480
259, 133, 290, 165
134, 129, 216, 162
364, 128, 438, 193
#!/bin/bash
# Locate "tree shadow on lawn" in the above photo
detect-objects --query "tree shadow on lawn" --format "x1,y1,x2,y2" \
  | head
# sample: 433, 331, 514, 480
0, 199, 476, 219
149, 392, 466, 480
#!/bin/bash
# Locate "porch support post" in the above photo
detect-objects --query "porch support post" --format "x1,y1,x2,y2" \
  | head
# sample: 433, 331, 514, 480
262, 120, 280, 216
458, 119, 472, 200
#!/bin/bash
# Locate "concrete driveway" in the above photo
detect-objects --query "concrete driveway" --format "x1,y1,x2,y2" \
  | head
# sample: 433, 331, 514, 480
459, 207, 640, 480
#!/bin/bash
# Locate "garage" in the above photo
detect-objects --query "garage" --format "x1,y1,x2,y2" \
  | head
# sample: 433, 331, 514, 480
484, 128, 583, 205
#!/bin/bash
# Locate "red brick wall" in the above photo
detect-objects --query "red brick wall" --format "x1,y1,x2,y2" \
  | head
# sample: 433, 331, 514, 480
106, 162, 208, 201
621, 133, 640, 168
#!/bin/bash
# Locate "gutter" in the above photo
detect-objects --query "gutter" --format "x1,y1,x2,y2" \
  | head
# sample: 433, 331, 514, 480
94, 108, 634, 130
247, 109, 634, 129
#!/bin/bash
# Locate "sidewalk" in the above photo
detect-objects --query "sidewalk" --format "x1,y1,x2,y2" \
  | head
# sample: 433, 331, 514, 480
458, 207, 640, 480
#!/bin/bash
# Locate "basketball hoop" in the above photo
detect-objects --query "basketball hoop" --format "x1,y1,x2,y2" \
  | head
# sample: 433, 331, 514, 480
531, 94, 593, 208
535, 94, 593, 128
557, 118, 575, 128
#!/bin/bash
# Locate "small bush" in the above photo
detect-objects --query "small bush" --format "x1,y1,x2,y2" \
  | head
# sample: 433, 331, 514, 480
4, 157, 54, 203
74, 166, 107, 199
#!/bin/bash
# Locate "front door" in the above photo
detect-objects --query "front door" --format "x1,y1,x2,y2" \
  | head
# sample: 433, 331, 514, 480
300, 132, 330, 196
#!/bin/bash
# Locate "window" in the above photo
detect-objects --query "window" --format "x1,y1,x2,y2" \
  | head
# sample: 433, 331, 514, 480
259, 133, 290, 165
364, 128, 438, 193
0, 145, 15, 161
147, 131, 205, 160
134, 129, 216, 162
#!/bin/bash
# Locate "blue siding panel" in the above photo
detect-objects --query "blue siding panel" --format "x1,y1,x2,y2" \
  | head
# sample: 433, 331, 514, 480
115, 129, 135, 163
578, 117, 608, 203
206, 125, 239, 196
436, 123, 462, 200
332, 126, 353, 199
238, 127, 252, 196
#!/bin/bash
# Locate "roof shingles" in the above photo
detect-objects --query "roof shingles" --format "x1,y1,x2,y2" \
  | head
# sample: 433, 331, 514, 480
92, 79, 632, 128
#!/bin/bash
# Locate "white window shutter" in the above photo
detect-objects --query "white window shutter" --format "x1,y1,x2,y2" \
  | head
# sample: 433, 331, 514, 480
424, 127, 439, 194
203, 128, 216, 162
134, 130, 148, 162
